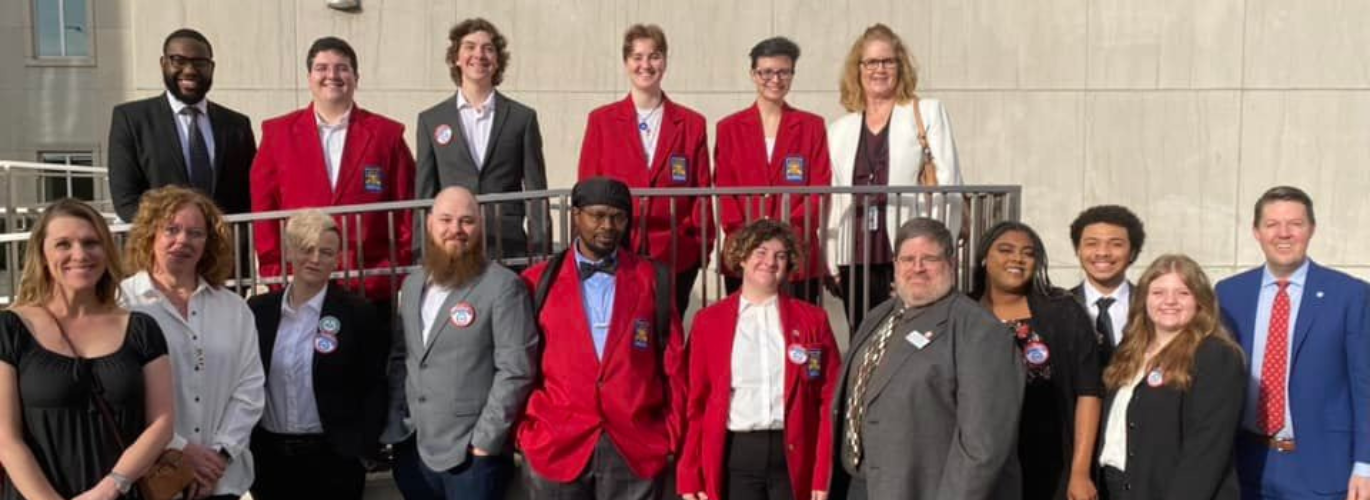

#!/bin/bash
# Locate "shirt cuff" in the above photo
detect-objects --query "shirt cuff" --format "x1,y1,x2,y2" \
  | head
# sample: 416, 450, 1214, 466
1353, 462, 1370, 478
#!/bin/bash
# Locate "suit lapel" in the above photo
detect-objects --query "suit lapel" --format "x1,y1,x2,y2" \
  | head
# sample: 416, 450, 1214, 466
335, 108, 374, 204
768, 105, 801, 187
315, 288, 344, 375
888, 104, 914, 183
1291, 263, 1323, 363
613, 96, 649, 181
648, 98, 685, 187
292, 105, 334, 195
154, 97, 191, 184
866, 297, 951, 403
421, 272, 482, 362
480, 92, 511, 173
545, 254, 601, 368
599, 255, 642, 372
257, 292, 285, 377
208, 101, 230, 194
444, 96, 480, 174
779, 296, 804, 409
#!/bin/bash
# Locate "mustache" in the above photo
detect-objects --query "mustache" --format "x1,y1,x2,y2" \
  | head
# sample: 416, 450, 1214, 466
424, 233, 486, 288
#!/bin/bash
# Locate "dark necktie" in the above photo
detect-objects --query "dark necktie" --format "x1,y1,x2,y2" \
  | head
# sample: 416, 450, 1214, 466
578, 259, 617, 280
1095, 297, 1116, 345
182, 107, 214, 195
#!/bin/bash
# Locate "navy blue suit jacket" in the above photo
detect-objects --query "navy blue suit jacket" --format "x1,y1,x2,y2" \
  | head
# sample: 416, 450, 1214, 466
1216, 260, 1370, 492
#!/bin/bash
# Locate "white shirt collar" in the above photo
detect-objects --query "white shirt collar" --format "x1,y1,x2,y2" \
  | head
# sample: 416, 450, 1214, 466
314, 105, 353, 128
1083, 279, 1130, 306
127, 270, 212, 300
456, 90, 496, 113
281, 283, 328, 317
738, 294, 779, 313
166, 90, 209, 116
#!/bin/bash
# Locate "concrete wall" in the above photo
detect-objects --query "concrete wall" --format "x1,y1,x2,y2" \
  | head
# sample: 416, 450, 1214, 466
2, 0, 1368, 284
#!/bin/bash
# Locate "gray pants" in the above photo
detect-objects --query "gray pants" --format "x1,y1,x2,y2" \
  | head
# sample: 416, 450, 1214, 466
523, 434, 663, 500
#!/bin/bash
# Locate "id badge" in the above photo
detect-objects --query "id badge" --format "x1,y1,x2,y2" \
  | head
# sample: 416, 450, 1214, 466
363, 165, 385, 193
804, 348, 823, 380
866, 205, 880, 232
784, 156, 806, 183
669, 156, 689, 184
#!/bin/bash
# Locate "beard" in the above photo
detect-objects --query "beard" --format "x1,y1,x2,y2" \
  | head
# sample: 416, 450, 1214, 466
163, 71, 212, 104
424, 233, 487, 288
896, 274, 954, 308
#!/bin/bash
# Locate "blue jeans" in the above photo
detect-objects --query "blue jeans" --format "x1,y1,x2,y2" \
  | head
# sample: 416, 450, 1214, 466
392, 437, 512, 500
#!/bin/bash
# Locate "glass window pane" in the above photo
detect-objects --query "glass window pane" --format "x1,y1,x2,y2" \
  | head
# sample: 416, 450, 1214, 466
62, 0, 89, 57
33, 0, 62, 57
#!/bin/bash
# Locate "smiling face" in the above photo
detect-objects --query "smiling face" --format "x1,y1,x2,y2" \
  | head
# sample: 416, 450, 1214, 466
859, 39, 898, 101
752, 55, 795, 104
985, 230, 1036, 296
427, 189, 482, 258
308, 49, 357, 108
152, 204, 208, 277
741, 238, 790, 293
573, 205, 628, 261
43, 216, 108, 295
161, 37, 215, 104
1253, 200, 1314, 278
1077, 222, 1134, 289
1146, 271, 1197, 335
894, 236, 954, 307
624, 38, 666, 93
454, 30, 499, 87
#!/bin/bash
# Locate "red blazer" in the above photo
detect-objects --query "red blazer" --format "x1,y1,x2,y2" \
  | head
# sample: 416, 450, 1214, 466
577, 94, 715, 272
517, 249, 687, 482
677, 293, 840, 500
714, 104, 832, 280
250, 104, 415, 302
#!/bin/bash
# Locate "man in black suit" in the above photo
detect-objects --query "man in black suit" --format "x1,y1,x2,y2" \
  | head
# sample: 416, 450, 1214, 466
247, 210, 389, 500
415, 18, 549, 268
108, 28, 256, 222
1068, 205, 1146, 367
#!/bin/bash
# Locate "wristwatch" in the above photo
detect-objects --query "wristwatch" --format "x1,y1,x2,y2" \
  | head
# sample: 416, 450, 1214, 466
108, 472, 133, 494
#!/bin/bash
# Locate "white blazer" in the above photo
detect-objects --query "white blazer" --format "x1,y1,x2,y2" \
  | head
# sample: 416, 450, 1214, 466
825, 98, 963, 273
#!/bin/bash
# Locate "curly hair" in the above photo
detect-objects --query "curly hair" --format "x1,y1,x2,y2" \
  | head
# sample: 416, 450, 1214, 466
723, 219, 803, 275
14, 199, 124, 307
839, 23, 919, 112
1069, 204, 1146, 263
124, 186, 234, 288
447, 18, 510, 87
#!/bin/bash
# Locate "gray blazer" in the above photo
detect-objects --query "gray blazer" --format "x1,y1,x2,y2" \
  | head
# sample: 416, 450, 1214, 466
381, 264, 539, 471
831, 293, 1025, 500
415, 91, 550, 260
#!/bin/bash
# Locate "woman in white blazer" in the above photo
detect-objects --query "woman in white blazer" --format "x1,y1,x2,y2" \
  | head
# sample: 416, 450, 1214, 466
825, 23, 963, 332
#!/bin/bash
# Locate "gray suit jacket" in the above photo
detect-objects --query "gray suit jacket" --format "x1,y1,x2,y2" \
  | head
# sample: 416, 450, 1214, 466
415, 91, 550, 260
381, 264, 539, 470
831, 293, 1025, 500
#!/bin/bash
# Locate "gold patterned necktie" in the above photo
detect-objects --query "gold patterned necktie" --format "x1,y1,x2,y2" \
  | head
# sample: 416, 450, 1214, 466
845, 306, 903, 468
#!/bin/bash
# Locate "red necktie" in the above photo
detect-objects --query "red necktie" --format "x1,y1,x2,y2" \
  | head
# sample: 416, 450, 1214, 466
1258, 280, 1291, 435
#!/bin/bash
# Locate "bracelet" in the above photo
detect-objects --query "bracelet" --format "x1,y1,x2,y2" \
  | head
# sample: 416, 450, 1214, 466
108, 472, 133, 494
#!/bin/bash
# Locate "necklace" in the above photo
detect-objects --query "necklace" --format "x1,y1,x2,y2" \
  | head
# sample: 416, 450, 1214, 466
637, 104, 662, 132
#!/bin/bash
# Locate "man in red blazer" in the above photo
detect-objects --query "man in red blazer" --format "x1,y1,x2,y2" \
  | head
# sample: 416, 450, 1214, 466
578, 24, 714, 315
518, 177, 687, 500
251, 37, 415, 308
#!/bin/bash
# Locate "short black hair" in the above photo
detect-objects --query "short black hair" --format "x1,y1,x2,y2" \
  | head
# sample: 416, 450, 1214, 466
1069, 205, 1146, 262
1253, 185, 1316, 227
307, 36, 358, 74
749, 36, 800, 69
163, 28, 212, 57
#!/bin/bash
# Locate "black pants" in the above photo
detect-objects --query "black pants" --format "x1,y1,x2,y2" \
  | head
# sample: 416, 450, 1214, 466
250, 430, 365, 500
836, 264, 894, 332
1101, 466, 1128, 500
524, 434, 662, 500
726, 431, 792, 500
724, 277, 823, 304
391, 437, 512, 500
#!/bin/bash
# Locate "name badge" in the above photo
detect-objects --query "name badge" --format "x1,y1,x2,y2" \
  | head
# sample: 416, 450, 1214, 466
434, 124, 454, 146
787, 345, 809, 364
314, 333, 339, 354
1024, 340, 1050, 366
804, 348, 823, 380
669, 156, 689, 184
363, 165, 385, 193
866, 205, 880, 232
449, 302, 476, 328
784, 156, 806, 183
633, 318, 652, 350
906, 330, 932, 349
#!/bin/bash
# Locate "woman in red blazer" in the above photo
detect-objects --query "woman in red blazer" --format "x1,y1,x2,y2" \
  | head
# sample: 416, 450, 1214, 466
678, 219, 841, 500
578, 24, 714, 314
715, 37, 832, 304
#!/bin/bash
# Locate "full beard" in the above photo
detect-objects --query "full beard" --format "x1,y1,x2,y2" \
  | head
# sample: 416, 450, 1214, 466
163, 72, 212, 104
425, 235, 487, 288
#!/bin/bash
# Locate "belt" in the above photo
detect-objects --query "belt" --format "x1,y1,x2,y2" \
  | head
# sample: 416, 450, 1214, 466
1244, 431, 1296, 453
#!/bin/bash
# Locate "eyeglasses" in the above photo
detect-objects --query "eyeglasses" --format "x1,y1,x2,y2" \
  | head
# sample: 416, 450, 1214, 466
895, 254, 946, 268
859, 58, 898, 71
754, 69, 795, 81
578, 209, 629, 226
164, 54, 215, 71
161, 224, 208, 242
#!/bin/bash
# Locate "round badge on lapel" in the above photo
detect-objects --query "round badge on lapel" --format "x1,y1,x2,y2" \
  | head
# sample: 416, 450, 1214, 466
787, 345, 809, 365
449, 302, 476, 328
314, 333, 339, 354
1023, 340, 1050, 365
319, 315, 341, 335
434, 124, 454, 146
1146, 368, 1165, 387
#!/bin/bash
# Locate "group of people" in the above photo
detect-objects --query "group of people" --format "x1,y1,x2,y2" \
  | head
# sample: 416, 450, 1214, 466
0, 13, 1365, 500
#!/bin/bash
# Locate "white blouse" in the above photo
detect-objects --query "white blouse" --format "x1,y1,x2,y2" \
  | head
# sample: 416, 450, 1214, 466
728, 295, 785, 431
1099, 370, 1146, 471
120, 271, 265, 496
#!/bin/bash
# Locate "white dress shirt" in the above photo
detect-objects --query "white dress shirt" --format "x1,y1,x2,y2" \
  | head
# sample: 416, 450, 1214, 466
420, 282, 454, 346
637, 104, 664, 167
1083, 280, 1131, 346
166, 91, 217, 173
456, 90, 496, 168
261, 284, 326, 434
1099, 370, 1145, 471
728, 295, 785, 431
120, 271, 265, 496
315, 107, 352, 190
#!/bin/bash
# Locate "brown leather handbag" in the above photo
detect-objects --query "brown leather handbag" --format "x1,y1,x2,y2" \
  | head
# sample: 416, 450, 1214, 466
912, 95, 938, 187
50, 311, 195, 500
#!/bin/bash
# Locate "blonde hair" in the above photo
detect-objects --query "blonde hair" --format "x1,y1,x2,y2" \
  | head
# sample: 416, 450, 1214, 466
839, 23, 919, 112
124, 186, 233, 287
284, 209, 340, 254
14, 199, 123, 306
1103, 254, 1242, 391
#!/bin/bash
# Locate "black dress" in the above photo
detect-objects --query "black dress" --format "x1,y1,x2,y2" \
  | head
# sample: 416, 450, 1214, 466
1007, 292, 1103, 500
0, 310, 168, 499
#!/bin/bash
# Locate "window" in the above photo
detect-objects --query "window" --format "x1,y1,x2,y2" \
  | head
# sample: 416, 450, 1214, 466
32, 0, 91, 59
38, 151, 96, 202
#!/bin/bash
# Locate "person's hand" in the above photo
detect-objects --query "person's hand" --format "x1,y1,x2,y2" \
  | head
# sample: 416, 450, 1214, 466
682, 493, 708, 500
182, 444, 227, 487
1067, 472, 1098, 500
822, 274, 843, 298
471, 446, 491, 457
811, 490, 829, 500
71, 477, 121, 500
1347, 474, 1370, 500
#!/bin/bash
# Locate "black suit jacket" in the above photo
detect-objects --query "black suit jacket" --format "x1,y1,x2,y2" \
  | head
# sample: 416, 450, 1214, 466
1071, 282, 1133, 368
108, 94, 257, 221
414, 91, 549, 261
1097, 336, 1245, 500
247, 286, 389, 458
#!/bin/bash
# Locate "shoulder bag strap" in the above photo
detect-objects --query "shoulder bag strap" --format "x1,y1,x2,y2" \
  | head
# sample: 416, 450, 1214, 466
911, 95, 938, 187
43, 308, 130, 452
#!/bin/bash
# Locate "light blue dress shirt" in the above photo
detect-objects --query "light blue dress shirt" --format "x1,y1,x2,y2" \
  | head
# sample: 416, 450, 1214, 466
574, 245, 615, 360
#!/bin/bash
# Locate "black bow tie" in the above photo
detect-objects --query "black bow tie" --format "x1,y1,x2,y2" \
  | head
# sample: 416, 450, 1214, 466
578, 260, 617, 280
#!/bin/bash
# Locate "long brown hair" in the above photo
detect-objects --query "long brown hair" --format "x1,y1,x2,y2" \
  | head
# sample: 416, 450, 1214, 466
14, 199, 124, 307
123, 186, 234, 287
838, 23, 919, 112
1103, 254, 1241, 391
